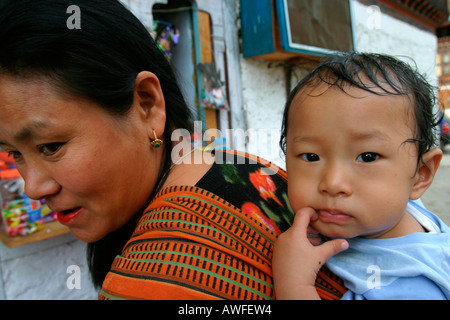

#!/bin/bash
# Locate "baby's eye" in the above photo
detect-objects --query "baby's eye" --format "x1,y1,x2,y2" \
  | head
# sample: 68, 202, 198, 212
356, 152, 380, 163
38, 143, 64, 156
300, 153, 320, 162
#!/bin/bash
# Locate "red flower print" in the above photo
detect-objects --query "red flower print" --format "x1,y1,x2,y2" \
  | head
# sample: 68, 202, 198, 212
241, 202, 281, 234
249, 169, 283, 206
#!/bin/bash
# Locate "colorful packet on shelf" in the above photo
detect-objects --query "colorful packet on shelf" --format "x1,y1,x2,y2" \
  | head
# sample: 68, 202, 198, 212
0, 168, 57, 237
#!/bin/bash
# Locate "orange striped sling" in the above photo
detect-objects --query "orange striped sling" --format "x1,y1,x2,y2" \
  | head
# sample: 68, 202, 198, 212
99, 151, 346, 300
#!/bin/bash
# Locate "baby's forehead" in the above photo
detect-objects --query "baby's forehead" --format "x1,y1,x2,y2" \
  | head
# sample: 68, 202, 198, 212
292, 76, 413, 107
290, 80, 416, 124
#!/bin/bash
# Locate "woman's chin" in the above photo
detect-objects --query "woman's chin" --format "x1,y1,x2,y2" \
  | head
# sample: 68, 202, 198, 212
69, 227, 107, 243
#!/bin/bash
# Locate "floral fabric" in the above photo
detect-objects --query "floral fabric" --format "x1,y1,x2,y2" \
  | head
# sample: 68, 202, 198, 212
196, 150, 293, 234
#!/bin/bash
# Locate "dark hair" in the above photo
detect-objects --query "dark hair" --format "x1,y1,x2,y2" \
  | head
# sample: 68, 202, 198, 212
0, 0, 194, 288
280, 52, 442, 167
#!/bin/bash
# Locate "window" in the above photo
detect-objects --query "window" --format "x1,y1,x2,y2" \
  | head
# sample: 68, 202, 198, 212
276, 0, 354, 56
240, 0, 354, 60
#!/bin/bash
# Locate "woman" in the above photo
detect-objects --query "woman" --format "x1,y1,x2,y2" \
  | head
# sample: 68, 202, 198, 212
0, 0, 345, 299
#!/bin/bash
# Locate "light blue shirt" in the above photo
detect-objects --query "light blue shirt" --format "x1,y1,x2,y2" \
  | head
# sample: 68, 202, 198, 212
325, 200, 450, 300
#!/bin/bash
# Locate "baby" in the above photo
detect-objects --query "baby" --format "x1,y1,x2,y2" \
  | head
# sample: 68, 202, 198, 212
273, 52, 450, 300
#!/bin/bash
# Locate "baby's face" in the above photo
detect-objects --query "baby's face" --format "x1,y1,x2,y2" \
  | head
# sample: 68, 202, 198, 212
286, 83, 421, 239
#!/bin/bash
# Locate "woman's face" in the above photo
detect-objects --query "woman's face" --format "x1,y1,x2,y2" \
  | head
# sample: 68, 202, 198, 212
0, 76, 163, 242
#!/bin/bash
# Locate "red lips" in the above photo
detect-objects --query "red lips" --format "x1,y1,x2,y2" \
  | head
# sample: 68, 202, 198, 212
56, 207, 82, 225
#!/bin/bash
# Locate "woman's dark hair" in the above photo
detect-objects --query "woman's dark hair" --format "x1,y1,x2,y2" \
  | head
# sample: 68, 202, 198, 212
0, 0, 194, 288
280, 52, 443, 168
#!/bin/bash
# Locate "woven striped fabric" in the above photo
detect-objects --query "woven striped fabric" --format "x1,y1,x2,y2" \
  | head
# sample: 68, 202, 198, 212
99, 151, 346, 300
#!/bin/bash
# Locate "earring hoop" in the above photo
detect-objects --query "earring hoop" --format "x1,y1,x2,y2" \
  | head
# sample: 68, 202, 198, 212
151, 130, 163, 148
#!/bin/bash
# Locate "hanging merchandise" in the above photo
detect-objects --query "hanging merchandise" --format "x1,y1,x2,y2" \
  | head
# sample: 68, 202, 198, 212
197, 62, 229, 110
152, 20, 180, 61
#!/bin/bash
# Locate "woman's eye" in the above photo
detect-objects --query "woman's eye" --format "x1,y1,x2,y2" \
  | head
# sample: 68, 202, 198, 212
7, 150, 22, 161
38, 143, 64, 156
300, 153, 320, 162
356, 152, 380, 163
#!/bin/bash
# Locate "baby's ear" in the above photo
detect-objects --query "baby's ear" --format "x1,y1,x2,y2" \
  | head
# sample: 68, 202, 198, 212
409, 148, 442, 200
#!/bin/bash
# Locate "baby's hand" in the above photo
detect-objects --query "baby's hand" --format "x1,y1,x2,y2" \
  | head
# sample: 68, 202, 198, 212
272, 207, 349, 299
306, 220, 322, 246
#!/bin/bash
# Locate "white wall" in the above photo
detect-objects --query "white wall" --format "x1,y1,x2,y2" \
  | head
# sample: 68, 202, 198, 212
351, 0, 438, 84
239, 60, 288, 167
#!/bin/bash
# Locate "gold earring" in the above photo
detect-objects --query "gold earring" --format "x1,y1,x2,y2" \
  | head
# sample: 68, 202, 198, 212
151, 130, 163, 148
